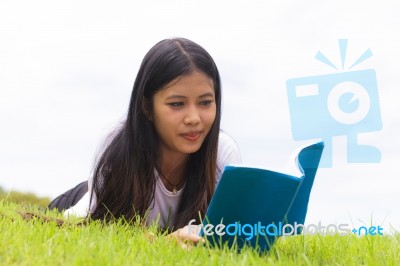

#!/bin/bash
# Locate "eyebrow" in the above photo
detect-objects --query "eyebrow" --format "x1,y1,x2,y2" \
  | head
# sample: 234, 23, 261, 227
165, 92, 215, 100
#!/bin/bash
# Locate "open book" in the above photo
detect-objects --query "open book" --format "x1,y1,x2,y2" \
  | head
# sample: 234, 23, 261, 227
199, 141, 324, 252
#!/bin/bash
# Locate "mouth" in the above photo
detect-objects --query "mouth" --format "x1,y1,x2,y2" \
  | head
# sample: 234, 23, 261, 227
181, 131, 202, 142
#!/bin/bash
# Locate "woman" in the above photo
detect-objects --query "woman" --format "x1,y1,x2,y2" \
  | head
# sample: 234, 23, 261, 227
50, 38, 241, 245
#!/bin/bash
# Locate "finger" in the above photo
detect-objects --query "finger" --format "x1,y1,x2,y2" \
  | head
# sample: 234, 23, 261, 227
180, 242, 188, 250
178, 231, 204, 244
185, 226, 199, 235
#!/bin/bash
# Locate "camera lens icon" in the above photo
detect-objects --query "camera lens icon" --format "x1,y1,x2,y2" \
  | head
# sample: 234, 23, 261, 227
287, 69, 382, 138
327, 81, 371, 125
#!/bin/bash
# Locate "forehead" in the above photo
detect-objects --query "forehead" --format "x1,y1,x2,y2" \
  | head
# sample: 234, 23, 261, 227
158, 71, 214, 97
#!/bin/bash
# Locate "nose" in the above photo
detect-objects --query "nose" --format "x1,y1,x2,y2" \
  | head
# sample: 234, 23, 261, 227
183, 106, 200, 126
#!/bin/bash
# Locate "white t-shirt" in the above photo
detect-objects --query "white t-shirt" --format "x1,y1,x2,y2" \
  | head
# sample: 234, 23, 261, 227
64, 131, 242, 227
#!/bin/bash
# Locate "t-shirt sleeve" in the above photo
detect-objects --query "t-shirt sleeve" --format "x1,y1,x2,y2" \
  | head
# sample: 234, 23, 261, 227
216, 130, 242, 187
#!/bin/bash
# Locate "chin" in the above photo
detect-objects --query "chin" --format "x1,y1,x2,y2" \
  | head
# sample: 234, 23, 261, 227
180, 144, 202, 154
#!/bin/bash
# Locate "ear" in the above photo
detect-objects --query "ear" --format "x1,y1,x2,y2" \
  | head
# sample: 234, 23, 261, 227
142, 98, 153, 121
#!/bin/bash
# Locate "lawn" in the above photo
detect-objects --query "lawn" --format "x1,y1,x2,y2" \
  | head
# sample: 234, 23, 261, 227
0, 200, 399, 265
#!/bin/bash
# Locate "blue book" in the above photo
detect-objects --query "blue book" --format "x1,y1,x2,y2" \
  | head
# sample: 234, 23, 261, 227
200, 142, 324, 252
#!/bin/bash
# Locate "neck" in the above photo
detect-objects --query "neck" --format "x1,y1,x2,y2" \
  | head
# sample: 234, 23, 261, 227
159, 150, 188, 188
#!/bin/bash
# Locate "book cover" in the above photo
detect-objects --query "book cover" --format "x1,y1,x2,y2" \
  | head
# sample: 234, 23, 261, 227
200, 141, 324, 252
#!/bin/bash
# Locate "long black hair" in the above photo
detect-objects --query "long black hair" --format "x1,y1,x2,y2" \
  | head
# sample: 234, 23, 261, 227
90, 38, 222, 229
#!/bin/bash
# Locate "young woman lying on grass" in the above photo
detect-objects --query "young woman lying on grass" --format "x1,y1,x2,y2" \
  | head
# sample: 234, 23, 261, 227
49, 37, 241, 247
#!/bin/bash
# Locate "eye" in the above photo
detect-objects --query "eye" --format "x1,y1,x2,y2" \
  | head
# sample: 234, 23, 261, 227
199, 100, 214, 106
167, 102, 184, 107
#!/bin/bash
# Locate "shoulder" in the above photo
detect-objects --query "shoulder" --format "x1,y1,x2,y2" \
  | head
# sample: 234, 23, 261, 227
216, 130, 242, 183
218, 130, 242, 163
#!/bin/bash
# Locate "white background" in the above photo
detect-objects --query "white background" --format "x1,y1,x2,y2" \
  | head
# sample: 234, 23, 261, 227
1, 0, 399, 233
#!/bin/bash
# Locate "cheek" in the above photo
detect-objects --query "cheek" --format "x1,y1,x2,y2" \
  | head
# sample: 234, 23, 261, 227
154, 115, 175, 135
152, 110, 170, 137
204, 108, 217, 128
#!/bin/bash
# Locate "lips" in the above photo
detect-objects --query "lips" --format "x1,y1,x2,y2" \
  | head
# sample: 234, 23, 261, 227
181, 131, 201, 142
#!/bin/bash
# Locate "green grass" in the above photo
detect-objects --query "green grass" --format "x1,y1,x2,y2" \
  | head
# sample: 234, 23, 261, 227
0, 186, 51, 208
0, 200, 399, 266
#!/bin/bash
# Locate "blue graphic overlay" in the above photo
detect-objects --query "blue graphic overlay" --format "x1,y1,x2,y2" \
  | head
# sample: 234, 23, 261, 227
286, 40, 382, 167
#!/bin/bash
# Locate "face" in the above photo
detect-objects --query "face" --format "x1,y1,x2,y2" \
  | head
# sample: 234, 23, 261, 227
149, 71, 216, 159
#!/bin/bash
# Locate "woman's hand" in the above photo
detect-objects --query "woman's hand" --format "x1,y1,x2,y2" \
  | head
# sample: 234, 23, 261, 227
168, 225, 205, 249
